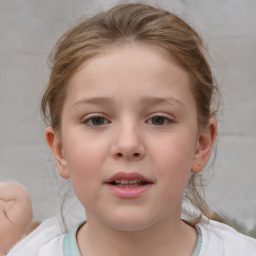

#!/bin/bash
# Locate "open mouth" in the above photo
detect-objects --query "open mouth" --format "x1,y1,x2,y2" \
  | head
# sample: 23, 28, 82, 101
105, 172, 153, 198
109, 179, 150, 187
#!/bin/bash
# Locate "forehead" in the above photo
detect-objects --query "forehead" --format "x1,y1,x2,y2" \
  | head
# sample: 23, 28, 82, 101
65, 43, 195, 110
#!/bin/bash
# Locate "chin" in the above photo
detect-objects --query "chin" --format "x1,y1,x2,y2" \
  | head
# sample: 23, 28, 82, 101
103, 210, 159, 232
110, 221, 153, 232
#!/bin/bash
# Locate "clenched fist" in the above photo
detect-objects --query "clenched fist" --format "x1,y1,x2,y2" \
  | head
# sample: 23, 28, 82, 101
0, 182, 33, 255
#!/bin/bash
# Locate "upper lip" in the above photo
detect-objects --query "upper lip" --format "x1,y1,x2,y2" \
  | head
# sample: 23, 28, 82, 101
105, 172, 153, 184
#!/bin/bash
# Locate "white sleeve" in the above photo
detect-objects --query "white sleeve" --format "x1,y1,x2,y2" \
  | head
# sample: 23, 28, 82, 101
7, 217, 64, 256
197, 217, 256, 256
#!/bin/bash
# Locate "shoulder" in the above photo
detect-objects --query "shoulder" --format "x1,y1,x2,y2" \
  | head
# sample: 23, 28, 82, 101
7, 217, 65, 256
196, 216, 256, 255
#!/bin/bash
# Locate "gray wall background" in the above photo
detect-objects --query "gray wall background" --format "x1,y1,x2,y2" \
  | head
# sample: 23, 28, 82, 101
0, 0, 255, 230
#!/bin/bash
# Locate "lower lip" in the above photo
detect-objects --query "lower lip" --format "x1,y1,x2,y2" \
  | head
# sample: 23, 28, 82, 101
105, 184, 152, 199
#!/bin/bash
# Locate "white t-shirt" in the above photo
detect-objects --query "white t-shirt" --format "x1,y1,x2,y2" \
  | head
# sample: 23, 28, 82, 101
7, 216, 256, 256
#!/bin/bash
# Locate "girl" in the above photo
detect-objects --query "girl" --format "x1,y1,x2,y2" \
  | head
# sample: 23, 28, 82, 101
7, 3, 256, 255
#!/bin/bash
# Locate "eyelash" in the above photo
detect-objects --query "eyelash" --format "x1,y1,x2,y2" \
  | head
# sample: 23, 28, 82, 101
146, 115, 174, 126
82, 114, 174, 127
82, 115, 110, 126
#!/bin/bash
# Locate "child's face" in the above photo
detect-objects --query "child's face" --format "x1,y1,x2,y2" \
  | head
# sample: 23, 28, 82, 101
47, 43, 214, 231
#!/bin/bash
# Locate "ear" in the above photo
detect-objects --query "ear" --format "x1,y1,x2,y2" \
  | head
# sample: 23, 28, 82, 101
45, 126, 70, 179
191, 117, 217, 173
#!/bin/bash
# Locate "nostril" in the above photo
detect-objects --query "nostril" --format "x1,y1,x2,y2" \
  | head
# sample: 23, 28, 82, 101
116, 152, 140, 158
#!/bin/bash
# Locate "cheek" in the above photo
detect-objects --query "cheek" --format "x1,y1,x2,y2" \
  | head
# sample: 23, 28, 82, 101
62, 134, 108, 198
149, 131, 197, 190
153, 136, 195, 171
63, 129, 107, 172
66, 143, 98, 174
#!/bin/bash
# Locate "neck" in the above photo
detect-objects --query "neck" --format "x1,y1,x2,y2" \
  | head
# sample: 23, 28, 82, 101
77, 210, 197, 256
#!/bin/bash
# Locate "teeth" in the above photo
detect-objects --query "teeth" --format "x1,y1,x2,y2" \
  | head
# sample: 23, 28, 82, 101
115, 179, 142, 184
113, 179, 146, 187
121, 179, 129, 184
128, 179, 139, 184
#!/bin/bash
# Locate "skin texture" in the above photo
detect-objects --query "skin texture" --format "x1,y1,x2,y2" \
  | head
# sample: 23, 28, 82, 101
0, 182, 32, 255
46, 43, 216, 256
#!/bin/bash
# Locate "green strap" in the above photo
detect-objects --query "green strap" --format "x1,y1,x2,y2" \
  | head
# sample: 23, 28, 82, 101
192, 227, 202, 256
63, 223, 83, 256
63, 222, 202, 256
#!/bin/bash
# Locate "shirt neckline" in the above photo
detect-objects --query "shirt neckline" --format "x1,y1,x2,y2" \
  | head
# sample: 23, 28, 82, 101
192, 226, 202, 256
63, 222, 202, 256
63, 222, 84, 256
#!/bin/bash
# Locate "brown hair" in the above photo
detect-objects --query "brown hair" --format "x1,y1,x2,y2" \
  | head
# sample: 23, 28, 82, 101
41, 3, 219, 223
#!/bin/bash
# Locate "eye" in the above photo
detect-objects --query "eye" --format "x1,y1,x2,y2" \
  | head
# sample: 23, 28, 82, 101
83, 116, 110, 126
147, 116, 172, 126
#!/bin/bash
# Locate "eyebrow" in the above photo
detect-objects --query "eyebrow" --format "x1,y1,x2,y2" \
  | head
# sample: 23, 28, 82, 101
140, 96, 184, 106
72, 97, 112, 109
72, 96, 183, 109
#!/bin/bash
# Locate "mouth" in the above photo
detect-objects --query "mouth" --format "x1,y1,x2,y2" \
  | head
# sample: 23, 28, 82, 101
105, 172, 153, 186
104, 172, 153, 198
109, 179, 150, 187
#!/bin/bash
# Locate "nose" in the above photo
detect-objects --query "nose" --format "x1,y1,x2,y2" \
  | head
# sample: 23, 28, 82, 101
111, 123, 146, 161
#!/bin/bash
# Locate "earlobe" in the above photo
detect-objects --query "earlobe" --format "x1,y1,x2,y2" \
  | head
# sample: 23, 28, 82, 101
45, 126, 70, 179
191, 118, 217, 173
